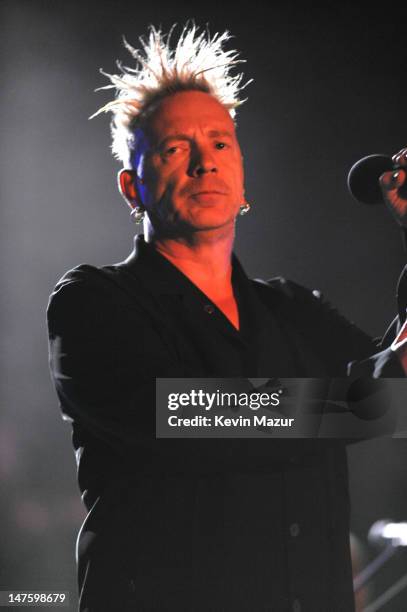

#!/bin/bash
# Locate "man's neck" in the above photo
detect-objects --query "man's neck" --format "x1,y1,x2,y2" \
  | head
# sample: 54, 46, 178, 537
145, 224, 235, 299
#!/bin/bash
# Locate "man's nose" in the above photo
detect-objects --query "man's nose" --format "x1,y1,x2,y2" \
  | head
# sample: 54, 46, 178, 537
189, 147, 217, 177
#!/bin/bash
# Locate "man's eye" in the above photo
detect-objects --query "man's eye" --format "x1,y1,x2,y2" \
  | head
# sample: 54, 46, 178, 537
166, 146, 178, 155
215, 142, 227, 149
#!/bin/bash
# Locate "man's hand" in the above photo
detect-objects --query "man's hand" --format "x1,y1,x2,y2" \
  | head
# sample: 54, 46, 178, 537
380, 147, 407, 227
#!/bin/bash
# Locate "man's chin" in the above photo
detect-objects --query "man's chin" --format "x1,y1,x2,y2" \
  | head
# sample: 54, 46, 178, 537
188, 217, 237, 234
183, 208, 238, 231
147, 208, 238, 238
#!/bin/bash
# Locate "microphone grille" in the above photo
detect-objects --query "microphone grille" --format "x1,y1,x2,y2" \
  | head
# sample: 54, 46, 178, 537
347, 154, 393, 205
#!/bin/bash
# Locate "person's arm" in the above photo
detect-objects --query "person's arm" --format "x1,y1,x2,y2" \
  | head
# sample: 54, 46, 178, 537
260, 276, 387, 375
347, 146, 407, 378
47, 267, 184, 459
258, 277, 405, 378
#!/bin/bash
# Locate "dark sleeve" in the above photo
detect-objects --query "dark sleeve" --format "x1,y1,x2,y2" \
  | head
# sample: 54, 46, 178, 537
347, 315, 405, 378
297, 281, 405, 377
265, 277, 405, 378
303, 281, 405, 378
47, 267, 184, 459
350, 264, 407, 377
263, 277, 377, 375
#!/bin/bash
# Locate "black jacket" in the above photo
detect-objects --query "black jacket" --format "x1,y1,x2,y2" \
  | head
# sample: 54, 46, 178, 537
47, 235, 404, 611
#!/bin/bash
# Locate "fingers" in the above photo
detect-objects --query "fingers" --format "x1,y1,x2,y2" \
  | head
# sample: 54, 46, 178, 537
379, 168, 407, 222
392, 147, 407, 168
379, 146, 407, 226
380, 168, 406, 191
381, 146, 407, 195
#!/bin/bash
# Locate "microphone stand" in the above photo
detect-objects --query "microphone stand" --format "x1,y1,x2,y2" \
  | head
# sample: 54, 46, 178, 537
353, 543, 398, 592
363, 572, 407, 612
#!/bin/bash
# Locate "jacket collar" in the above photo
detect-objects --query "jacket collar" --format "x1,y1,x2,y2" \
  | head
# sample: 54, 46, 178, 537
120, 233, 253, 298
115, 234, 273, 346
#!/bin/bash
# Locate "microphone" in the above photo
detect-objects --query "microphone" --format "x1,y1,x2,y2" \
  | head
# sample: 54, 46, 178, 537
368, 520, 407, 547
347, 154, 393, 205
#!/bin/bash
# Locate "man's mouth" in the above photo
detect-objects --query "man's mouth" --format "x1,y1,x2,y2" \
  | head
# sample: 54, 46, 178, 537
191, 190, 227, 196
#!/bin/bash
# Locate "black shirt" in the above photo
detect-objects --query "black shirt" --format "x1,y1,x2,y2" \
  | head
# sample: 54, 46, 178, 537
47, 235, 403, 611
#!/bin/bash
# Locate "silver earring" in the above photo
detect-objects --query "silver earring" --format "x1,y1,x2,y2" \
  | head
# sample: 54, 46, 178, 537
130, 206, 145, 224
239, 202, 251, 216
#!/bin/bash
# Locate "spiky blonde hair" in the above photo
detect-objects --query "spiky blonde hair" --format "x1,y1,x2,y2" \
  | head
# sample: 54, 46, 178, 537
91, 23, 252, 166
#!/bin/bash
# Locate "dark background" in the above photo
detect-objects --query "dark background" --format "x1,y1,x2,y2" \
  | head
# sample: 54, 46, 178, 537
1, 1, 407, 609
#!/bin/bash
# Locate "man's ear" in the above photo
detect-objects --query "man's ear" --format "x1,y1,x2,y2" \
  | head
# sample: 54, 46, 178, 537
117, 169, 142, 209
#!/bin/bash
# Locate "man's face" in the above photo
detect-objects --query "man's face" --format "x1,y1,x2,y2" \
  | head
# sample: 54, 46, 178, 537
132, 90, 245, 233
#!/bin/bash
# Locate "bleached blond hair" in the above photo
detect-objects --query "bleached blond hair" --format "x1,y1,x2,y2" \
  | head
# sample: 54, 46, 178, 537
91, 23, 252, 166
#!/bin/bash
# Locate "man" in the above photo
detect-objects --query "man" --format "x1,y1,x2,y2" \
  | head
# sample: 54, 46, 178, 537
47, 25, 407, 611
